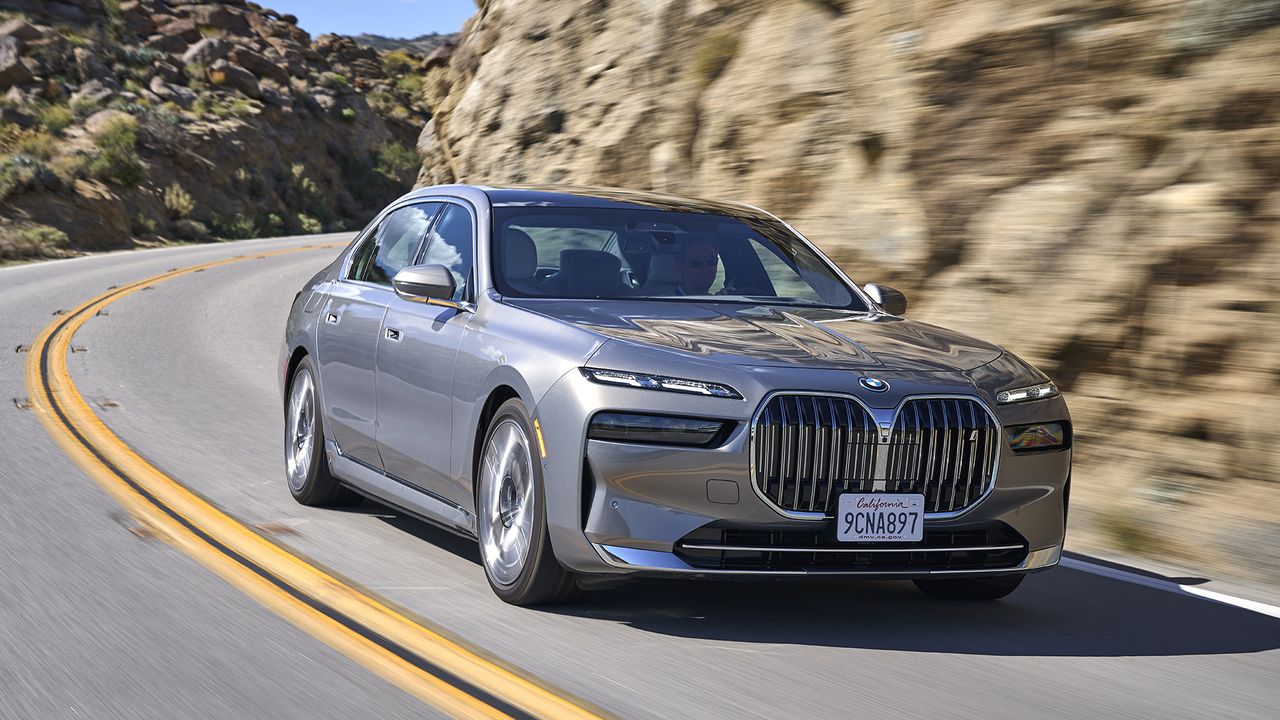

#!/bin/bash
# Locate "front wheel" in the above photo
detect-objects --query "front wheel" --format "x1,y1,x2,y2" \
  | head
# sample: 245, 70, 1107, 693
913, 574, 1025, 601
476, 400, 577, 606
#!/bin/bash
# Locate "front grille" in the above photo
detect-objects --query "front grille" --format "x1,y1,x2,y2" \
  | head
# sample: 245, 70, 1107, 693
675, 523, 1027, 572
751, 395, 1000, 516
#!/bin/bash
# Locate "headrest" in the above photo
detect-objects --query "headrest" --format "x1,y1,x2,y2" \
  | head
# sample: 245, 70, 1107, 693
558, 249, 626, 297
503, 229, 537, 281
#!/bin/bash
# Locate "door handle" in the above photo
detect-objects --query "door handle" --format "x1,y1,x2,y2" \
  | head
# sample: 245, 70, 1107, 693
325, 312, 340, 325
385, 328, 402, 342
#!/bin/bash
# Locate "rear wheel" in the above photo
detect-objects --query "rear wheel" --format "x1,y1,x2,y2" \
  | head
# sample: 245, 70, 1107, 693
285, 356, 359, 507
913, 574, 1025, 601
476, 399, 577, 606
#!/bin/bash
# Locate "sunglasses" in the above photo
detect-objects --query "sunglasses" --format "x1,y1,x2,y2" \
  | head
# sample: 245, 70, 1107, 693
683, 256, 719, 269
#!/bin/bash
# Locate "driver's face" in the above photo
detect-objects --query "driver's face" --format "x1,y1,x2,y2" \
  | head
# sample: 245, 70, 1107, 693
679, 242, 718, 294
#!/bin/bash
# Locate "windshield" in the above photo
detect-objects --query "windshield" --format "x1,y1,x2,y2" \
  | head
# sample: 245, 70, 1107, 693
491, 207, 866, 310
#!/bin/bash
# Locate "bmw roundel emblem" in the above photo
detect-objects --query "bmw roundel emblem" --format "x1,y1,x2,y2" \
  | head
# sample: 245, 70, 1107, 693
860, 377, 890, 392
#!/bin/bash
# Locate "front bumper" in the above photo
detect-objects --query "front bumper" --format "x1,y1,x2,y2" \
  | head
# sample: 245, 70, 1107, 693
593, 542, 1063, 578
533, 365, 1071, 578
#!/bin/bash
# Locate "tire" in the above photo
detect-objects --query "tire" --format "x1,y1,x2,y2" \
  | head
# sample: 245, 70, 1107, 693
476, 399, 578, 606
913, 574, 1025, 601
285, 355, 359, 507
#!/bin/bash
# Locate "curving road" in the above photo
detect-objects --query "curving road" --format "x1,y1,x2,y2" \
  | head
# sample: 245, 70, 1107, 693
1, 235, 1277, 719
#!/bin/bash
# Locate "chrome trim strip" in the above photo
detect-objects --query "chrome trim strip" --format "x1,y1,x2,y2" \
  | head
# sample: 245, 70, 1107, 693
592, 542, 1061, 576
678, 544, 1026, 554
747, 391, 1003, 522
327, 441, 477, 536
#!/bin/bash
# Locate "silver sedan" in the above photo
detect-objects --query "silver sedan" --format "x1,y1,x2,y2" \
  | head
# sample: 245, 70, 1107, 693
281, 185, 1072, 606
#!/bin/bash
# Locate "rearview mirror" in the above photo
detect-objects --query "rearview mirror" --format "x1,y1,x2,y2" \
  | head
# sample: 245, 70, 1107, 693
393, 264, 456, 301
863, 283, 908, 316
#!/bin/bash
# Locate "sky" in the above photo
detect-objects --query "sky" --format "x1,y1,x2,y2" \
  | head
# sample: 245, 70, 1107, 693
262, 0, 476, 38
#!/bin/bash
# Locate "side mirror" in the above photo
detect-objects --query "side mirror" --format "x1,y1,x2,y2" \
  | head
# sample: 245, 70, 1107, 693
863, 283, 908, 316
393, 264, 455, 301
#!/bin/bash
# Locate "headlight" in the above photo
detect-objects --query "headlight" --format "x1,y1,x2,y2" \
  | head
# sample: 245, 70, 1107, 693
1006, 422, 1069, 452
588, 412, 730, 446
580, 368, 742, 399
996, 381, 1059, 405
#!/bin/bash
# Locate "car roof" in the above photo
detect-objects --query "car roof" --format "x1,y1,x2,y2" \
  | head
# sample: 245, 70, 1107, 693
405, 184, 771, 218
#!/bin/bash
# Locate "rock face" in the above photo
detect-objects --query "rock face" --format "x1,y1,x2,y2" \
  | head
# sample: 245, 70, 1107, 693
418, 0, 1280, 583
0, 0, 431, 254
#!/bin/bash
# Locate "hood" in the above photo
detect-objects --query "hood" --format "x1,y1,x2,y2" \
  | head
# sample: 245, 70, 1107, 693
505, 299, 1002, 372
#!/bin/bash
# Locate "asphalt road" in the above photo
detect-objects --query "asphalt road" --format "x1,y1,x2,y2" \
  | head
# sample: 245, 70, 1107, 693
1, 235, 1277, 719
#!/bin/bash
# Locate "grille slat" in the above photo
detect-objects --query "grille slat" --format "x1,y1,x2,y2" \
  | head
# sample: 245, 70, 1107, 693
752, 394, 998, 517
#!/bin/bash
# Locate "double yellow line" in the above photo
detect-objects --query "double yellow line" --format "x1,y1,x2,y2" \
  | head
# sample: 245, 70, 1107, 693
24, 244, 606, 720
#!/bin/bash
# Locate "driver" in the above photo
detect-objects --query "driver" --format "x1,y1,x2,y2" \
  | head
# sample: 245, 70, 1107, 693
677, 239, 719, 295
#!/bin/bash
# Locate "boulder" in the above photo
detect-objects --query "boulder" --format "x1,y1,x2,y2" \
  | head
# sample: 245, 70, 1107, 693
208, 59, 260, 98
0, 35, 33, 89
0, 19, 45, 43
73, 47, 112, 83
190, 4, 250, 34
118, 2, 155, 37
156, 19, 201, 44
229, 46, 289, 85
152, 61, 181, 82
148, 75, 195, 108
84, 109, 134, 137
181, 37, 230, 66
70, 80, 115, 109
145, 33, 189, 55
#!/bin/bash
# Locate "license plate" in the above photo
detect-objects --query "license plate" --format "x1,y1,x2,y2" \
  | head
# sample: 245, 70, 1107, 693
836, 493, 925, 542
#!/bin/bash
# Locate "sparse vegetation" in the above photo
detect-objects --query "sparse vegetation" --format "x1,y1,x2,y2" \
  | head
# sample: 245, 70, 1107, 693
1100, 508, 1161, 556
1, 224, 70, 261
163, 183, 195, 219
209, 213, 257, 239
37, 105, 75, 134
382, 50, 417, 75
88, 115, 144, 186
375, 141, 418, 181
691, 32, 740, 85
297, 213, 323, 234
15, 131, 57, 161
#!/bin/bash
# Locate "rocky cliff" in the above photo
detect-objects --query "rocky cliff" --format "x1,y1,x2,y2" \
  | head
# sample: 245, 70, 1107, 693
419, 0, 1280, 582
0, 0, 431, 257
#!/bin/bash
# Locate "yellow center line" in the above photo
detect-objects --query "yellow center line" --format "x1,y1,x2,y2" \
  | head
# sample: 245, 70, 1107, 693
23, 243, 609, 720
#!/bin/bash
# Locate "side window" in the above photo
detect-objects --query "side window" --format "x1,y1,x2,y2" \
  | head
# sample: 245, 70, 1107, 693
421, 204, 475, 302
349, 203, 439, 285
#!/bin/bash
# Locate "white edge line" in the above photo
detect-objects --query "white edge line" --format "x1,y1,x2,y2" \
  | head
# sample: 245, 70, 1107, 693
1061, 557, 1280, 620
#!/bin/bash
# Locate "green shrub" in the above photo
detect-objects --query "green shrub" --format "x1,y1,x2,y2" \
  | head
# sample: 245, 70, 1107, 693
395, 74, 423, 96
0, 155, 60, 200
163, 182, 195, 219
37, 104, 75, 134
1, 224, 70, 261
339, 107, 357, 123
229, 98, 257, 118
118, 45, 165, 66
209, 213, 257, 239
15, 132, 57, 161
264, 212, 285, 237
375, 141, 418, 181
383, 50, 417, 75
70, 94, 103, 118
50, 152, 93, 185
88, 115, 143, 185
297, 213, 323, 234
133, 213, 158, 235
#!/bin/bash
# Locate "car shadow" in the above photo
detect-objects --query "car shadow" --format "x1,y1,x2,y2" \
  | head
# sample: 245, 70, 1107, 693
546, 566, 1280, 658
348, 505, 1279, 658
